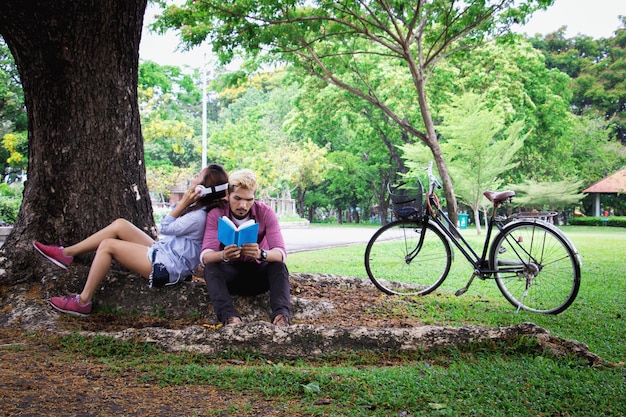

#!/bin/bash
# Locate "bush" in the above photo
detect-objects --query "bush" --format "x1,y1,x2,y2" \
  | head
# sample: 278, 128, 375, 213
0, 182, 23, 225
0, 198, 20, 225
569, 216, 626, 228
153, 206, 172, 226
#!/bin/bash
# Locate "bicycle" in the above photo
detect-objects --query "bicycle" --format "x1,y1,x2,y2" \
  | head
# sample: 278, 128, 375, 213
364, 162, 581, 314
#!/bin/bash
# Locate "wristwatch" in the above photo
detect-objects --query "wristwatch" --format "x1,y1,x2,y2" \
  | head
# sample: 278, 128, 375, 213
259, 249, 267, 261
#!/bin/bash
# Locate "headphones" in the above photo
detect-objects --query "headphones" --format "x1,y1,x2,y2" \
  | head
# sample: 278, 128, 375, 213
195, 183, 229, 197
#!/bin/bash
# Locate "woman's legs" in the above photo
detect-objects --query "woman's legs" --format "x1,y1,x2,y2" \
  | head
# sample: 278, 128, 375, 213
78, 238, 153, 304
64, 218, 154, 257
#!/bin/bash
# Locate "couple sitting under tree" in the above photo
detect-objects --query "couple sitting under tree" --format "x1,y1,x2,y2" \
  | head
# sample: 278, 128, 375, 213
34, 167, 291, 327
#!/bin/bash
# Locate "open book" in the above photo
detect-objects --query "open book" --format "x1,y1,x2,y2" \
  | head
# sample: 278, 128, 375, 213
217, 216, 259, 246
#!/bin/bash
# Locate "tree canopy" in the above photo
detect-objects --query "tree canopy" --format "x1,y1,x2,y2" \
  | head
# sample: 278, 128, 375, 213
153, 0, 556, 223
530, 19, 626, 143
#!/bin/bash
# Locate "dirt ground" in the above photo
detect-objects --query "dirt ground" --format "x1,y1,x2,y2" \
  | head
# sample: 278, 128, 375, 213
0, 277, 424, 416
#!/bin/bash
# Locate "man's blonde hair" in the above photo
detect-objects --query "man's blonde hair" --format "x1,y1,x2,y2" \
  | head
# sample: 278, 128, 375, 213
229, 169, 258, 193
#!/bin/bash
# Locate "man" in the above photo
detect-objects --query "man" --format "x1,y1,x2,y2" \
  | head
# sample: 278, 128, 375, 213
200, 169, 291, 327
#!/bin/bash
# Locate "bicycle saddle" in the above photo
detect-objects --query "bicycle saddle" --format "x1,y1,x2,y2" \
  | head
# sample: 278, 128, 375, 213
483, 190, 515, 205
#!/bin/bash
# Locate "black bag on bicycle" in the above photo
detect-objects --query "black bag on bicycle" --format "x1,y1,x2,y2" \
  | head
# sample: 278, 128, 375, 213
389, 179, 424, 219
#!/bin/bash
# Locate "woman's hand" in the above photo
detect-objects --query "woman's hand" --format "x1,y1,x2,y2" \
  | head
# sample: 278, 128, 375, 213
169, 185, 201, 218
180, 185, 201, 207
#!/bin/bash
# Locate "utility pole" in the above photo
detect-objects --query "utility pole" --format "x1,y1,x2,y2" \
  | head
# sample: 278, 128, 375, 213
201, 53, 208, 169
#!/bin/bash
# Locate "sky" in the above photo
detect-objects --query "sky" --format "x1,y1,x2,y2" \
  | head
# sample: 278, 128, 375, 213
139, 0, 626, 69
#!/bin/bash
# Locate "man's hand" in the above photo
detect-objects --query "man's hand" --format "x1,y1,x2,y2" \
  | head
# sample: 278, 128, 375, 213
240, 243, 260, 259
222, 244, 241, 262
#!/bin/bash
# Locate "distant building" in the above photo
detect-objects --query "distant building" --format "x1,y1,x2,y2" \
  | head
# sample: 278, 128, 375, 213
583, 168, 626, 216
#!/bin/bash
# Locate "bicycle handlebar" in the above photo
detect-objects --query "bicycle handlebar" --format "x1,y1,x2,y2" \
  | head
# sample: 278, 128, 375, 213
424, 161, 442, 190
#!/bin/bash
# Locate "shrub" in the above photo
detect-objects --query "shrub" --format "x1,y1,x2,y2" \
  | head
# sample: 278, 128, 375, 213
569, 216, 626, 228
0, 182, 23, 225
153, 206, 171, 226
0, 198, 20, 225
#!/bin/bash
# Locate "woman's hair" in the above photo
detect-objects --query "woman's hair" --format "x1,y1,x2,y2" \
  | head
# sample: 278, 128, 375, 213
182, 164, 229, 215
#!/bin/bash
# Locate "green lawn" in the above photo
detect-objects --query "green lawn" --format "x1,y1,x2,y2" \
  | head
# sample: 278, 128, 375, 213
289, 226, 626, 363
38, 226, 626, 416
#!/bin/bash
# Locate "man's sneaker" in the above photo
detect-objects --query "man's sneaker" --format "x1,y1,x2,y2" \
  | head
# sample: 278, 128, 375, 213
272, 313, 290, 327
33, 241, 73, 269
49, 294, 92, 317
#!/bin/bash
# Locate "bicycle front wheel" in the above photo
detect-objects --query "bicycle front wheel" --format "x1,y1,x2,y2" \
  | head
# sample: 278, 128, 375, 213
364, 220, 452, 296
490, 220, 581, 314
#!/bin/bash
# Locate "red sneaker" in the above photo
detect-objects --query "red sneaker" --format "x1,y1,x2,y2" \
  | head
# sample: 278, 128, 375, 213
49, 294, 92, 317
33, 241, 73, 269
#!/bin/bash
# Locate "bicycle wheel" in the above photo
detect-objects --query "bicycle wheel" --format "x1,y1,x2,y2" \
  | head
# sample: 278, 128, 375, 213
364, 220, 452, 295
490, 220, 581, 314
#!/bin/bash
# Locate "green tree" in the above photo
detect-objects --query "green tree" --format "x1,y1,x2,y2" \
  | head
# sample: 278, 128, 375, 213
403, 93, 525, 233
154, 0, 554, 226
509, 179, 586, 217
0, 38, 26, 180
286, 76, 414, 224
530, 21, 626, 143
324, 151, 373, 224
434, 37, 575, 182
0, 39, 24, 135
138, 61, 206, 171
205, 70, 332, 204
568, 114, 625, 187
278, 139, 329, 219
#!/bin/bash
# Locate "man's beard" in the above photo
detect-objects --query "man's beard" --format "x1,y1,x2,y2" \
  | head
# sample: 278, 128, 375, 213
231, 209, 249, 220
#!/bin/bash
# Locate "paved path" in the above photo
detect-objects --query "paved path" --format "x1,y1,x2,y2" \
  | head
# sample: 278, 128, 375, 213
281, 225, 376, 253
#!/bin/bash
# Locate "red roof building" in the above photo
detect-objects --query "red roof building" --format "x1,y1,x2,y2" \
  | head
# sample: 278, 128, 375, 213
583, 168, 626, 216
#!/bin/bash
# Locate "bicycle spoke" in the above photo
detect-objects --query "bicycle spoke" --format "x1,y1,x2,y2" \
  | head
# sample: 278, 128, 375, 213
491, 221, 580, 314
365, 220, 452, 296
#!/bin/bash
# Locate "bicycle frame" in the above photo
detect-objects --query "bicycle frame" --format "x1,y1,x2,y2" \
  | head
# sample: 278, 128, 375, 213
420, 164, 501, 279
424, 200, 500, 279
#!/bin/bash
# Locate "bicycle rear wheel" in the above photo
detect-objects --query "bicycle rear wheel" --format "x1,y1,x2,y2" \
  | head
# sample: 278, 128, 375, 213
490, 220, 581, 314
364, 220, 452, 295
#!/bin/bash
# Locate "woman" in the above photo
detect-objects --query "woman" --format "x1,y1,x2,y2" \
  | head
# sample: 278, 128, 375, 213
34, 164, 229, 317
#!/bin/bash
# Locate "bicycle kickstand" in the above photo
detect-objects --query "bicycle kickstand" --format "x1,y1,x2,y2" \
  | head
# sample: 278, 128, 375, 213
455, 270, 480, 296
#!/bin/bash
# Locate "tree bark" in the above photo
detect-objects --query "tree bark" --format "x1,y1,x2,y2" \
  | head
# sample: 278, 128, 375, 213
0, 0, 151, 283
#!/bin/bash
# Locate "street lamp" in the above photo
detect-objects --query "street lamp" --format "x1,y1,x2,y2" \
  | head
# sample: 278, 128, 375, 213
201, 53, 208, 169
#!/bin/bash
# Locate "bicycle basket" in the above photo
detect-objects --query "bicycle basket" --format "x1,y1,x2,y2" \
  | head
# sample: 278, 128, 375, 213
388, 179, 424, 219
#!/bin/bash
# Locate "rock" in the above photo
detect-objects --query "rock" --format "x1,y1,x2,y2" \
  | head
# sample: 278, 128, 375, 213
0, 267, 607, 365
95, 321, 550, 359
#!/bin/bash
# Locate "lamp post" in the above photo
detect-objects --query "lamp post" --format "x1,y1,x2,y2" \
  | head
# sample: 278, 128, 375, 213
201, 53, 208, 169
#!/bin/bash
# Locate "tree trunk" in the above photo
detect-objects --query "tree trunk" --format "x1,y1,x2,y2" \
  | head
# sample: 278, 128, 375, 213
296, 187, 306, 218
0, 0, 151, 283
404, 46, 459, 229
473, 207, 482, 235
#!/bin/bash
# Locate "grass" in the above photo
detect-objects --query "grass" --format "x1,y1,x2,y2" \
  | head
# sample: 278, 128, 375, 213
289, 226, 626, 363
29, 226, 626, 415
